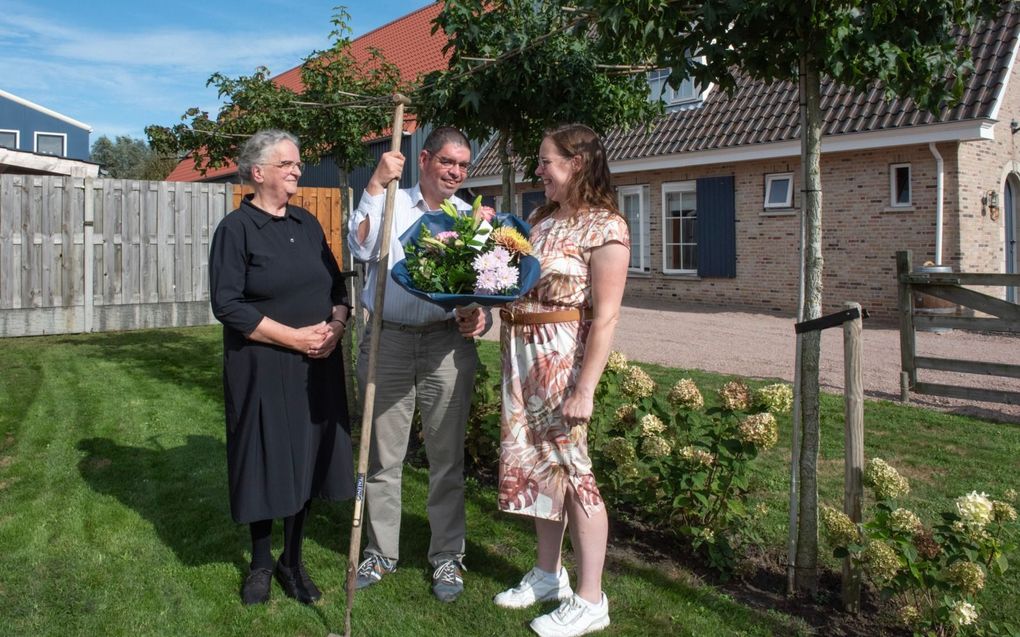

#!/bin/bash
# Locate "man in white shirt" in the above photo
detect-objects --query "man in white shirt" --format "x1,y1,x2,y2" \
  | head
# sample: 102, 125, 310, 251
347, 126, 487, 603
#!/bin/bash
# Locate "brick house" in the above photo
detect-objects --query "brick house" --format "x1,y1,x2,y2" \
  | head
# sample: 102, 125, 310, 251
168, 4, 1020, 320
464, 11, 1020, 320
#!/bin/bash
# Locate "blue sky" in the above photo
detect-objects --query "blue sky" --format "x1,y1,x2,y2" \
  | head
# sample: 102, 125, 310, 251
0, 0, 428, 145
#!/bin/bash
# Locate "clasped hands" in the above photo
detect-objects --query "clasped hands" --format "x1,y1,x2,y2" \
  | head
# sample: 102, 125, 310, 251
294, 321, 344, 358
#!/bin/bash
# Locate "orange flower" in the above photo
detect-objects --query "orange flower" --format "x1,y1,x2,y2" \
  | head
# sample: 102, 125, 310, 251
490, 226, 533, 255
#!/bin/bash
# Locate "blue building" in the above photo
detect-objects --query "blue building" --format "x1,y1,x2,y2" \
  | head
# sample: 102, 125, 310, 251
0, 88, 91, 161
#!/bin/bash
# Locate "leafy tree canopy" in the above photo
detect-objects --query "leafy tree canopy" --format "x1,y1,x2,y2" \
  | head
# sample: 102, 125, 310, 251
414, 0, 663, 179
583, 0, 1005, 112
145, 9, 407, 174
89, 135, 178, 180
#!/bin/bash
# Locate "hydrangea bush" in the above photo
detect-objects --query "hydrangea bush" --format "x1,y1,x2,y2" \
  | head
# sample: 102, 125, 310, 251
820, 460, 1019, 636
588, 352, 792, 572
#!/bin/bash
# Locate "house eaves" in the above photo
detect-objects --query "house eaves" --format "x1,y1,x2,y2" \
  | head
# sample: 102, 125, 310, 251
0, 88, 93, 132
463, 118, 996, 187
465, 7, 1019, 186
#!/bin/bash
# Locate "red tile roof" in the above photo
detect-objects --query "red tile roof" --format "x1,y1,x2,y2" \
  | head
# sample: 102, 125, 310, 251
470, 10, 1020, 177
167, 2, 447, 182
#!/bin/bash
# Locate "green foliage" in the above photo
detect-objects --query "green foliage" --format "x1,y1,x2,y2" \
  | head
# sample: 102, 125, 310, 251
145, 8, 405, 174
821, 463, 1020, 636
588, 357, 788, 573
89, 135, 178, 180
582, 0, 1005, 113
415, 0, 662, 183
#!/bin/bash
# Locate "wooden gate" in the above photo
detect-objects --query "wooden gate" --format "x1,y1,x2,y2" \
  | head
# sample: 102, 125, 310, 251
896, 250, 1020, 405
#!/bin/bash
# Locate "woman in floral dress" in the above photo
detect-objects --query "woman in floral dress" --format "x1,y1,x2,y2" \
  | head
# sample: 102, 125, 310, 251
494, 124, 630, 637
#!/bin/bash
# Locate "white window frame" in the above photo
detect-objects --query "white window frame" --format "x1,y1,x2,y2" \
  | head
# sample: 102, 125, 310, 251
890, 163, 912, 207
618, 184, 650, 273
34, 131, 67, 156
764, 172, 794, 209
647, 68, 700, 106
661, 181, 698, 275
0, 129, 19, 150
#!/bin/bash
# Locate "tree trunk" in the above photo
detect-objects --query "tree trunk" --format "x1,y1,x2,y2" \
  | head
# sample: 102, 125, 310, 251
499, 131, 517, 215
794, 51, 823, 595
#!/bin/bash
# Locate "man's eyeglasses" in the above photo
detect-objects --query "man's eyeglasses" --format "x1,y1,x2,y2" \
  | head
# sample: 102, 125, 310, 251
428, 153, 471, 173
262, 160, 305, 172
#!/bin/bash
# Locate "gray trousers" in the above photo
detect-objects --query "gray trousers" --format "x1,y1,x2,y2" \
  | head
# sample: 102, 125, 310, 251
357, 321, 479, 566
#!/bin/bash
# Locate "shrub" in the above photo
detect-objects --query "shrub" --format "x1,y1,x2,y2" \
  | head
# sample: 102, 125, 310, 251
588, 360, 790, 573
820, 459, 1020, 636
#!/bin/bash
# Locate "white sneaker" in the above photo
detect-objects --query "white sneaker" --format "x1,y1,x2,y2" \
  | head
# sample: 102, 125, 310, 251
494, 566, 573, 609
530, 593, 610, 637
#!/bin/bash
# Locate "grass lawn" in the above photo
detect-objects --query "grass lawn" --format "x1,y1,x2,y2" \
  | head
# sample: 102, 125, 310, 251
0, 325, 1017, 636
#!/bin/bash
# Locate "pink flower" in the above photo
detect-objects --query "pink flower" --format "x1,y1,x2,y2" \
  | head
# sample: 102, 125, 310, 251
474, 206, 496, 223
434, 231, 459, 243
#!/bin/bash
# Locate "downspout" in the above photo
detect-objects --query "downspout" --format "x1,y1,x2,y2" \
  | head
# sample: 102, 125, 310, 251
929, 142, 944, 265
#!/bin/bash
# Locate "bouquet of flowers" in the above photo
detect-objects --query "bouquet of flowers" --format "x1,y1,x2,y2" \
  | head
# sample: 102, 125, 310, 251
390, 196, 540, 311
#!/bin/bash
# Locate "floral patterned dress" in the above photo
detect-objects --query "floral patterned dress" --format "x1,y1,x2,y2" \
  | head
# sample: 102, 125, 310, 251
498, 208, 630, 521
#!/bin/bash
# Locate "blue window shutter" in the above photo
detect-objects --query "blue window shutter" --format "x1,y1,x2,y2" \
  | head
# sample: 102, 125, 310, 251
696, 176, 736, 278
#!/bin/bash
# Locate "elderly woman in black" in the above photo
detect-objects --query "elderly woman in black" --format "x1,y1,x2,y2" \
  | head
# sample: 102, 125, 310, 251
210, 129, 354, 605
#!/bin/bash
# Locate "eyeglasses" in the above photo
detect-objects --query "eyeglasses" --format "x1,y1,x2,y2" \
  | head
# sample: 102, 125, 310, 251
428, 153, 471, 173
262, 160, 305, 172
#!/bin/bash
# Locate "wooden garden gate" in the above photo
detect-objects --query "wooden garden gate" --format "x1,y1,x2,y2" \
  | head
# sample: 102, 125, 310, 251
896, 250, 1020, 405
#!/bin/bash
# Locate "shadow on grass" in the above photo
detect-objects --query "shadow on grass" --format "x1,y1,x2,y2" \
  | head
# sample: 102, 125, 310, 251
55, 329, 223, 404
77, 435, 243, 569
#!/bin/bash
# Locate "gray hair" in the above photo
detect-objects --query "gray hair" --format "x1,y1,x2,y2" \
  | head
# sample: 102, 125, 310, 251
422, 126, 470, 156
236, 129, 300, 184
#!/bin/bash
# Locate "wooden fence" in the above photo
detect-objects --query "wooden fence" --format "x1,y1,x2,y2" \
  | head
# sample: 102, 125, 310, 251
232, 185, 344, 265
0, 175, 344, 337
896, 250, 1020, 405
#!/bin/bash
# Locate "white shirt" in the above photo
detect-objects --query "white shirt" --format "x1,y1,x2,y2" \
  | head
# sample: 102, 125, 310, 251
348, 183, 471, 324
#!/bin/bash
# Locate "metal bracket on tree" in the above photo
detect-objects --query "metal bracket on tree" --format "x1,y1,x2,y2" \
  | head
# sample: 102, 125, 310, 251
794, 307, 869, 334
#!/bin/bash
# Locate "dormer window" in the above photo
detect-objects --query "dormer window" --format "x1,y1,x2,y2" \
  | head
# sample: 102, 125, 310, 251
648, 69, 700, 107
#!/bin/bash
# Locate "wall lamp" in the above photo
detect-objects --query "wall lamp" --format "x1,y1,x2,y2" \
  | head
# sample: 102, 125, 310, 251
982, 189, 1000, 221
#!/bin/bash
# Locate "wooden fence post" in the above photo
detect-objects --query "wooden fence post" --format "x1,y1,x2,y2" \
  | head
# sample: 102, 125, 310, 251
83, 177, 95, 333
896, 251, 916, 401
842, 301, 864, 613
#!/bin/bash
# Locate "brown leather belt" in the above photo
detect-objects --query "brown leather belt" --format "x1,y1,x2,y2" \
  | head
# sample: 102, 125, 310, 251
499, 307, 593, 325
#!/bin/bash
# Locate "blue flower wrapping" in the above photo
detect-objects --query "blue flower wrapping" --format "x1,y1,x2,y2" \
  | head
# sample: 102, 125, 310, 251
390, 211, 540, 312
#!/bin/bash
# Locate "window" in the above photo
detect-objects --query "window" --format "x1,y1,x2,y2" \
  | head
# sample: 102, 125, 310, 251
662, 181, 698, 273
35, 132, 66, 156
648, 68, 699, 106
521, 191, 546, 221
764, 173, 793, 209
0, 129, 17, 150
618, 185, 650, 272
890, 163, 911, 207
479, 194, 506, 214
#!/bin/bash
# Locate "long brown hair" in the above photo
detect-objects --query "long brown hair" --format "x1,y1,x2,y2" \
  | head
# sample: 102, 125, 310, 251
531, 123, 620, 223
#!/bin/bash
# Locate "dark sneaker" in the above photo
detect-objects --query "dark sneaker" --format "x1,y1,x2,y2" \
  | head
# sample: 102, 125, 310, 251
431, 559, 465, 603
274, 560, 321, 604
241, 567, 272, 605
355, 554, 397, 590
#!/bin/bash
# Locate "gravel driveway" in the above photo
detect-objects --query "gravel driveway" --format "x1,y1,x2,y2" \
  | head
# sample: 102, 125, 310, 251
482, 298, 1020, 424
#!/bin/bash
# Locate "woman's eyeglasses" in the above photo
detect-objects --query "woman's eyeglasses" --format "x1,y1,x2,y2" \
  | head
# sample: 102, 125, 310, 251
262, 160, 305, 172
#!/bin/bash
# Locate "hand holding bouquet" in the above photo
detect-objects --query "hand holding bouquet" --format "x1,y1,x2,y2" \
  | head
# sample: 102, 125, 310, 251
391, 196, 540, 311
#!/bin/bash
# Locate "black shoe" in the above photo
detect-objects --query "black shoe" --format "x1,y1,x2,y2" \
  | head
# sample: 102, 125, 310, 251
275, 560, 322, 604
241, 568, 272, 605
